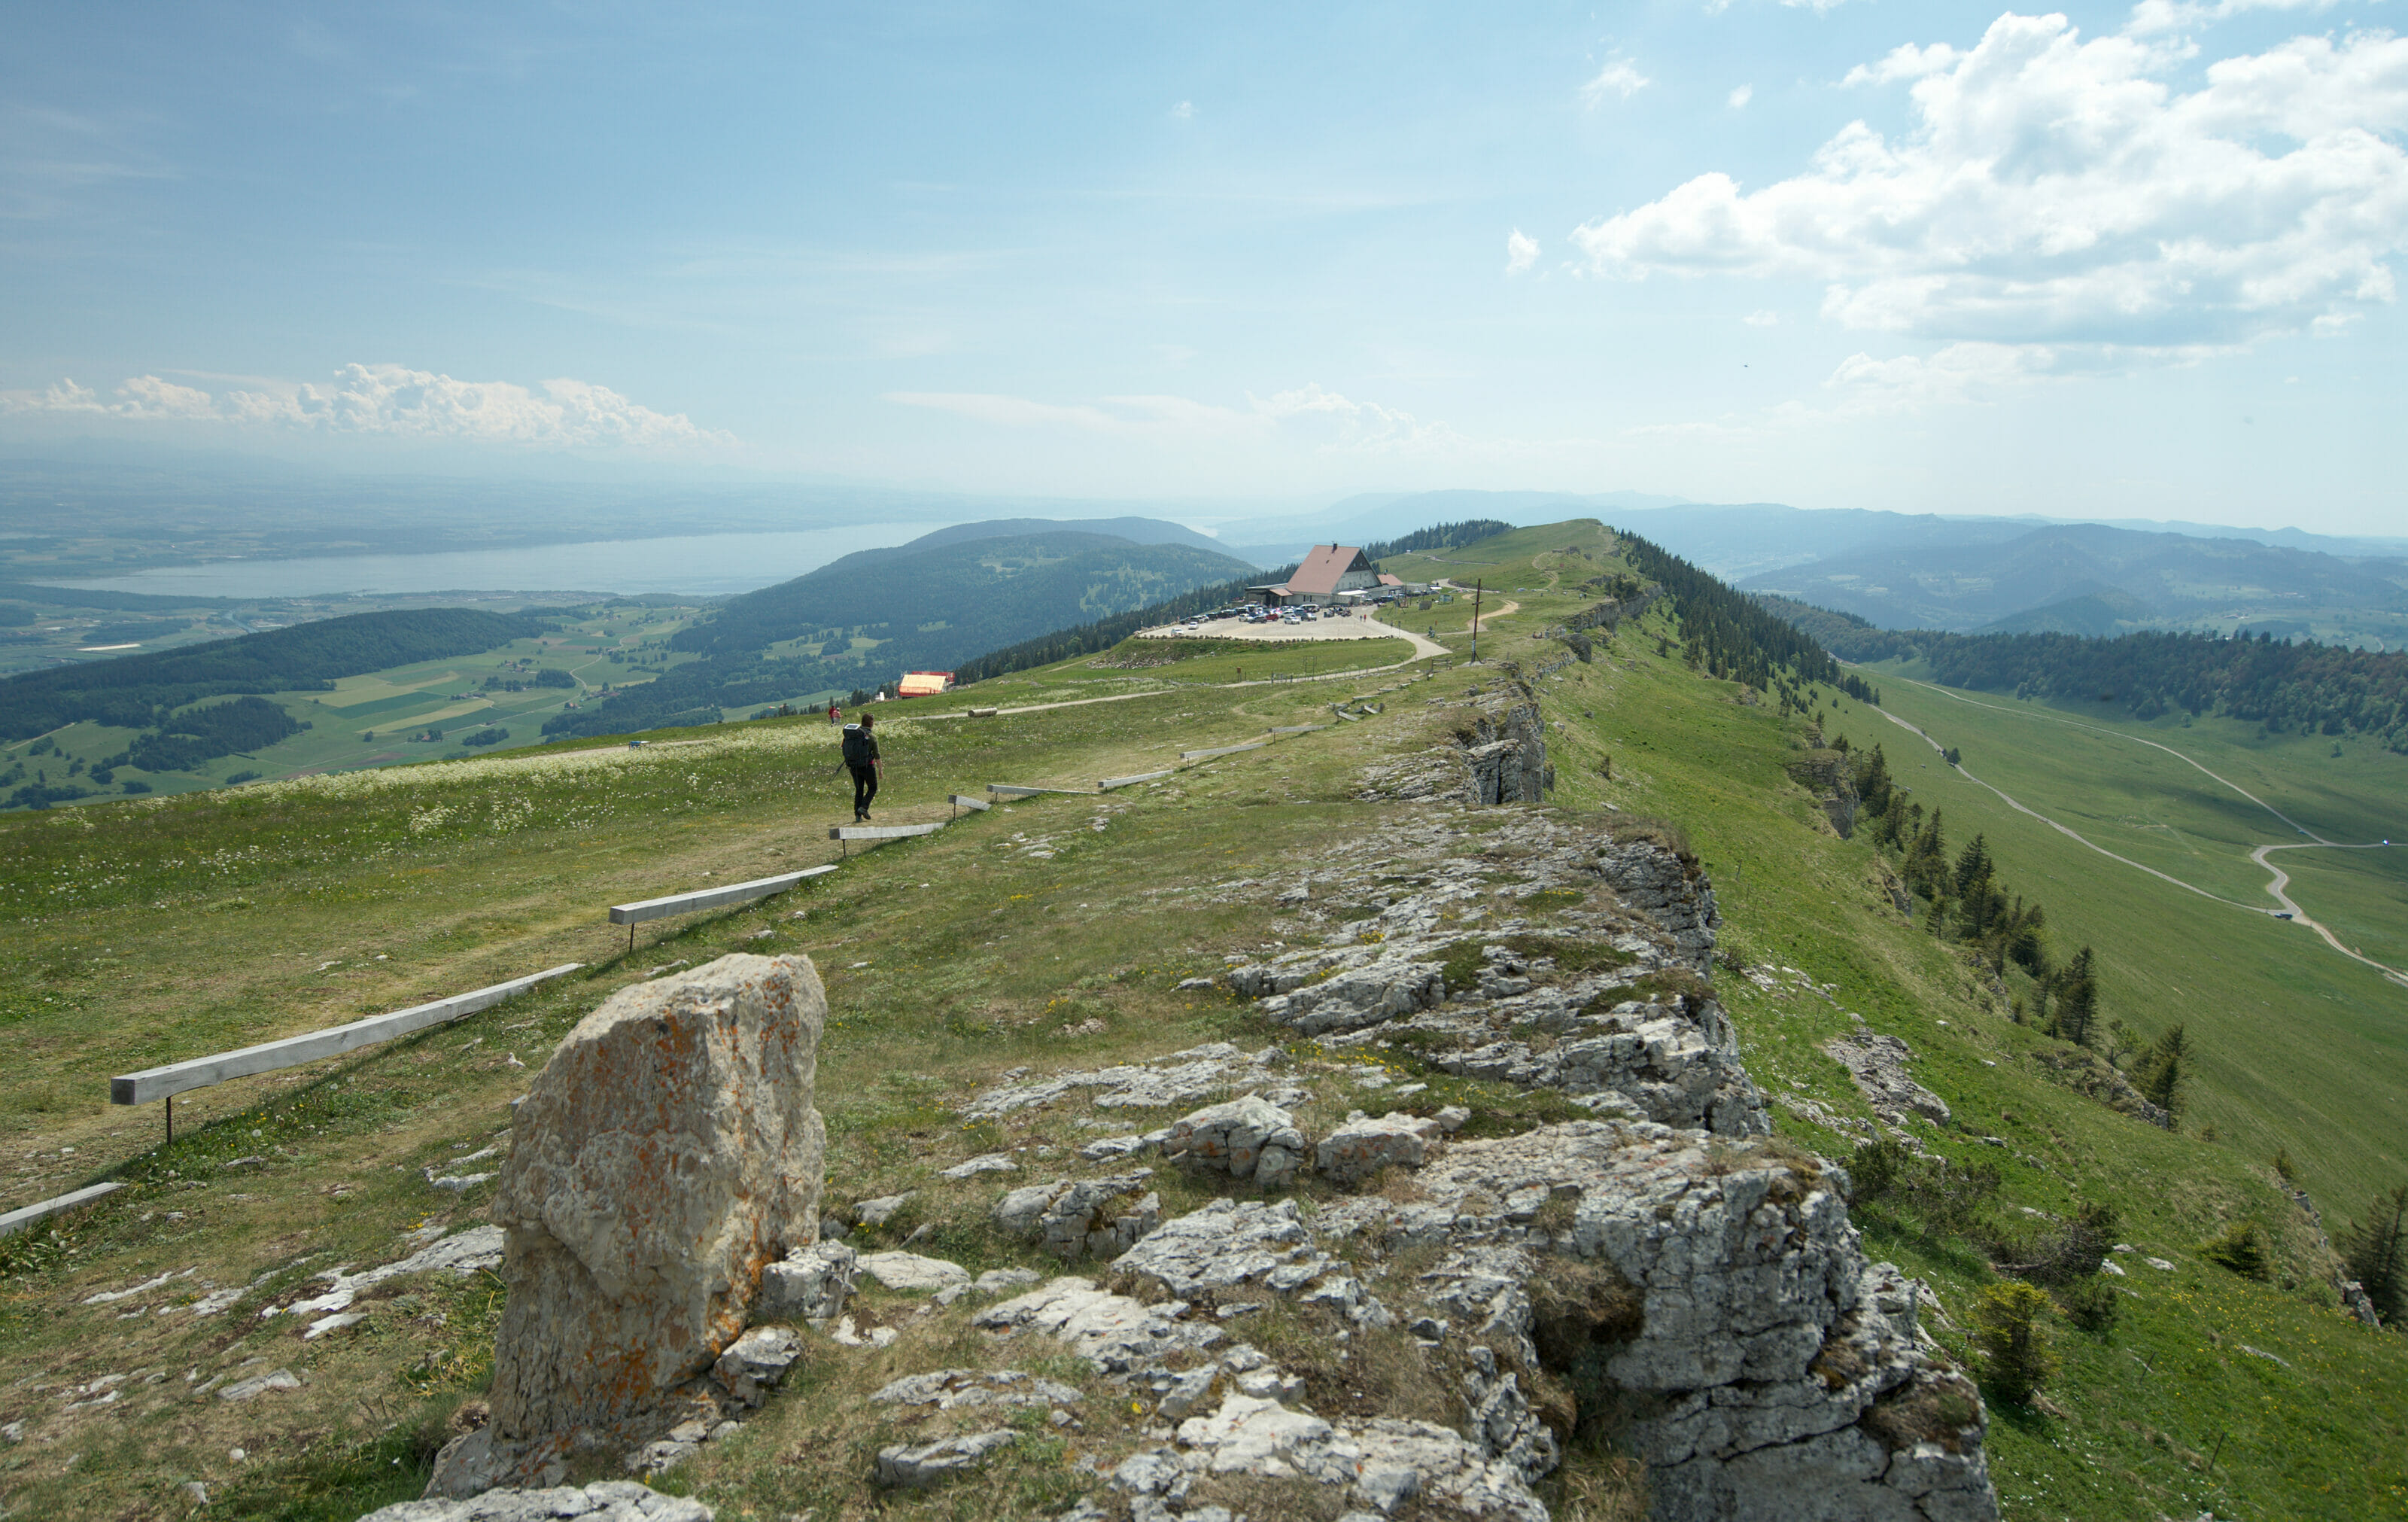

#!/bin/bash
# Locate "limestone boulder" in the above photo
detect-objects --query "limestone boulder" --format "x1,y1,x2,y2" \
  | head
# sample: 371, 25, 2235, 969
756, 1240, 857, 1323
464, 954, 827, 1487
1164, 1095, 1307, 1188
1317, 1111, 1444, 1189
361, 1479, 713, 1520
993, 1172, 1162, 1259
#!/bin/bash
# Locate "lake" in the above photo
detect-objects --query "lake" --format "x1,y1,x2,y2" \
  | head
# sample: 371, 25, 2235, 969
41, 522, 953, 600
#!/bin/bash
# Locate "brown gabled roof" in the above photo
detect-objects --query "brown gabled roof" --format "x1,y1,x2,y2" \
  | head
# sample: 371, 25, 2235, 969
1282, 543, 1370, 595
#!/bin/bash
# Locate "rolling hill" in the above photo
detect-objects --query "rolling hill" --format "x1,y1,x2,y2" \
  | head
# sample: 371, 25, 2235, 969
1741, 521, 2408, 644
543, 528, 1259, 737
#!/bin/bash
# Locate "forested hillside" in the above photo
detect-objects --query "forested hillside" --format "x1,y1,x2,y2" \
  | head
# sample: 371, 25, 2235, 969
1759, 595, 2408, 750
1621, 533, 1880, 703
545, 531, 1254, 737
0, 607, 549, 740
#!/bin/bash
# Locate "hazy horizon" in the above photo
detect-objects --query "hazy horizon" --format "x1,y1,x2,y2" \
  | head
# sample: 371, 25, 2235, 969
5, 3, 2403, 535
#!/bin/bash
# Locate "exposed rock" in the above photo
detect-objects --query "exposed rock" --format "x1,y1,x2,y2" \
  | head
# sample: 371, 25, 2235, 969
993, 1173, 1163, 1259
1823, 1033, 1952, 1125
1164, 1097, 1307, 1188
756, 1240, 857, 1323
1112, 1198, 1389, 1328
871, 1368, 1084, 1411
359, 1479, 713, 1520
854, 1193, 913, 1225
875, 1430, 1018, 1487
939, 1153, 1017, 1180
710, 1326, 801, 1406
1147, 1393, 1549, 1521
858, 1251, 971, 1292
965, 1043, 1294, 1121
1786, 750, 1859, 839
266, 1224, 503, 1322
446, 954, 826, 1496
1311, 1120, 1997, 1520
2026, 1046, 2175, 1131
217, 1368, 300, 1402
974, 1275, 1227, 1374
1221, 818, 1759, 1137
1462, 1344, 1560, 1484
1464, 702, 1549, 806
1317, 1111, 1445, 1189
1354, 687, 1547, 808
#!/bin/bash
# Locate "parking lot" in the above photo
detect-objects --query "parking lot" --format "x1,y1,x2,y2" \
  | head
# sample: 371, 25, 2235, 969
1133, 604, 1452, 660
1136, 606, 1401, 642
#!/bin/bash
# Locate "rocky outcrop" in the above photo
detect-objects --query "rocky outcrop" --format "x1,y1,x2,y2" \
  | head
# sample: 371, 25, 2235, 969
1823, 1033, 1952, 1127
1317, 1110, 1445, 1188
362, 1480, 712, 1521
1354, 685, 1549, 805
432, 954, 827, 1496
1221, 815, 1761, 1137
1786, 750, 1860, 838
993, 1172, 1163, 1259
1163, 1096, 1307, 1189
1466, 702, 1549, 805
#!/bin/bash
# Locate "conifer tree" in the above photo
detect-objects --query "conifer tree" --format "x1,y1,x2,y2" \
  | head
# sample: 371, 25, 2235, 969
2134, 1024, 2189, 1114
2052, 947, 2099, 1046
1972, 1283, 2057, 1402
2339, 1185, 2408, 1326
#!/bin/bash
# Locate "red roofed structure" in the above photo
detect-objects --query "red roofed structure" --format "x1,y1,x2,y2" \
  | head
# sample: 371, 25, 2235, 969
1251, 543, 1379, 605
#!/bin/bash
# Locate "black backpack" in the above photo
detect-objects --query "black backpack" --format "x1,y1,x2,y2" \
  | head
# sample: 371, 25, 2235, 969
841, 724, 871, 766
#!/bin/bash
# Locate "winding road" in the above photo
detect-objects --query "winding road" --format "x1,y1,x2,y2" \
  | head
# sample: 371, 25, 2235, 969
1867, 674, 2406, 988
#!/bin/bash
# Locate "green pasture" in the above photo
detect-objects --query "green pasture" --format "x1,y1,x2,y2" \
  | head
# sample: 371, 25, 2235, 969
1, 604, 707, 805
0, 519, 2401, 1521
1827, 667, 2408, 1215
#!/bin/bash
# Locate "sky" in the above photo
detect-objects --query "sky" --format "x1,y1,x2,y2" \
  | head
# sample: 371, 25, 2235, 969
2, 2, 2403, 534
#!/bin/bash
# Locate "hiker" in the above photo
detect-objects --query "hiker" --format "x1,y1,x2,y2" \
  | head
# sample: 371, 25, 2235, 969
841, 711, 883, 820
826, 700, 841, 725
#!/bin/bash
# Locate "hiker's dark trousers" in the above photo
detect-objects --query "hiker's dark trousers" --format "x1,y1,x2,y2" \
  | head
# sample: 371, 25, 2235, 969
850, 763, 878, 817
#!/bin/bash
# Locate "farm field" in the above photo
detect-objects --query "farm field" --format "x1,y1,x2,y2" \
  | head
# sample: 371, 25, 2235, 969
0, 520, 2400, 1521
1, 604, 713, 805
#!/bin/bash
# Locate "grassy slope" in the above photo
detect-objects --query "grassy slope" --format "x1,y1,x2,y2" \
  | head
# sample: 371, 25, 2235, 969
3, 605, 710, 803
1833, 668, 2408, 1216
1, 519, 2400, 1521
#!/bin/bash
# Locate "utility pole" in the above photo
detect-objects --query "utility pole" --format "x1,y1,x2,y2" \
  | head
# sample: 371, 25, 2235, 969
1471, 578, 1483, 660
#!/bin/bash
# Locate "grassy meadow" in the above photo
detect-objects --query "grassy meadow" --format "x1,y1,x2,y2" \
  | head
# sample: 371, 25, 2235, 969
0, 519, 2402, 1521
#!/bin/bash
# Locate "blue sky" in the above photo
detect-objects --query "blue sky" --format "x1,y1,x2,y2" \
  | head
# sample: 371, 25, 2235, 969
3, 2, 2403, 533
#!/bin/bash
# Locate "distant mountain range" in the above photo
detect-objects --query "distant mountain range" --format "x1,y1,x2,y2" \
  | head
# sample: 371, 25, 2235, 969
544, 522, 1260, 736
1250, 492, 2408, 650
1732, 520, 2408, 646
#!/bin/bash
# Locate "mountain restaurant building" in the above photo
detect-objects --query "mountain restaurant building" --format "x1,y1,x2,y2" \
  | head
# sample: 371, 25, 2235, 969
1250, 544, 1379, 607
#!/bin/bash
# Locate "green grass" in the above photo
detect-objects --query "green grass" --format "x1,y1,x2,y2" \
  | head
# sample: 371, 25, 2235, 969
1824, 666, 2408, 1217
1, 517, 2400, 1522
2, 604, 710, 805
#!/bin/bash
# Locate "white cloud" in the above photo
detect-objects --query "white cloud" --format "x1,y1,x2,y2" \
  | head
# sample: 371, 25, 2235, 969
2125, 0, 2351, 37
1728, 84, 1754, 109
1171, 99, 1196, 119
1575, 14, 2408, 354
1825, 342, 2060, 406
1582, 56, 1652, 106
1506, 227, 1540, 274
886, 382, 1468, 455
1744, 309, 1780, 326
0, 363, 730, 448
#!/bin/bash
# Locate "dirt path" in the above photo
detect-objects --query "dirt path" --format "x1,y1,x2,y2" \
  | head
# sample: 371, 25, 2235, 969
2250, 842, 2408, 985
1870, 674, 2408, 987
1434, 580, 1519, 633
